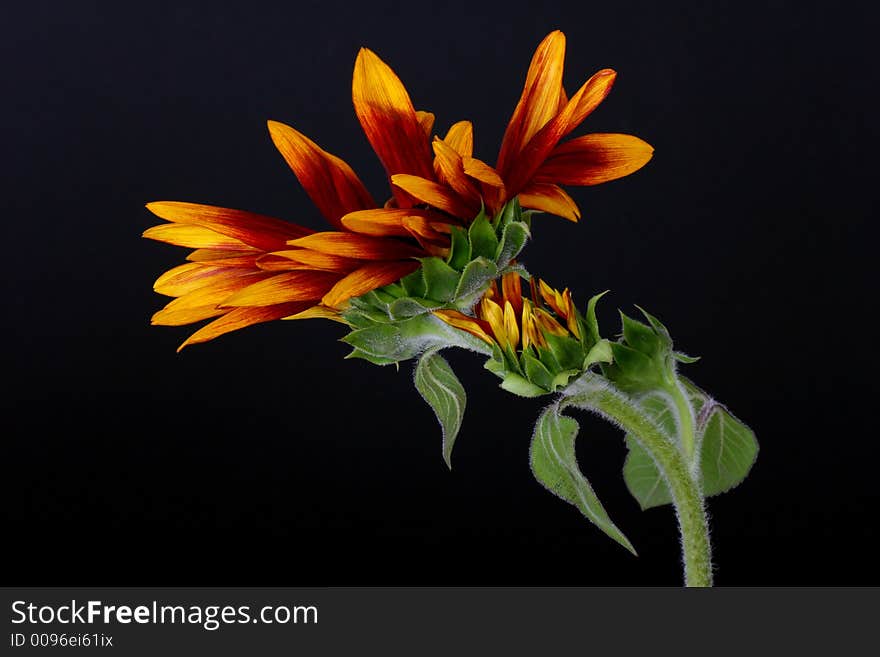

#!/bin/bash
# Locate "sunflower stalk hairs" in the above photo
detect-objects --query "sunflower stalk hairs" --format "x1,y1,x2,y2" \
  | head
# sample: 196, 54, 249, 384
144, 31, 757, 587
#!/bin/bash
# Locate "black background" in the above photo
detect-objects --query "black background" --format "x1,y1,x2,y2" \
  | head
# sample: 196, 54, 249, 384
3, 0, 876, 585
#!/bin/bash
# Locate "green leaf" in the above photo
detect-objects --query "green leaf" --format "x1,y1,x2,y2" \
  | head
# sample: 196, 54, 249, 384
544, 332, 585, 371
530, 405, 636, 554
495, 220, 529, 268
414, 350, 467, 469
468, 211, 499, 260
698, 403, 759, 497
420, 257, 460, 302
623, 386, 758, 510
446, 226, 471, 271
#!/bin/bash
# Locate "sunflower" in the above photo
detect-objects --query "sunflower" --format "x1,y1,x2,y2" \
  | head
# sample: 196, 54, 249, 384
145, 31, 652, 349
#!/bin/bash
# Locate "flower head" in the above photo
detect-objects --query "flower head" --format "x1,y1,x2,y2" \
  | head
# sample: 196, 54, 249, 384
433, 272, 606, 396
145, 31, 652, 350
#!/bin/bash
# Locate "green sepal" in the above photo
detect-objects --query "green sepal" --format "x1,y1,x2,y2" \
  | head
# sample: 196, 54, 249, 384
530, 404, 636, 554
446, 226, 471, 270
499, 373, 547, 397
345, 349, 399, 366
522, 351, 554, 390
674, 351, 701, 364
341, 306, 391, 327
468, 210, 499, 260
388, 297, 443, 320
545, 332, 586, 371
582, 290, 608, 345
620, 311, 663, 357
550, 369, 581, 391
420, 257, 460, 302
606, 342, 664, 391
584, 339, 614, 368
495, 220, 530, 268
454, 257, 498, 305
414, 349, 467, 469
399, 268, 427, 298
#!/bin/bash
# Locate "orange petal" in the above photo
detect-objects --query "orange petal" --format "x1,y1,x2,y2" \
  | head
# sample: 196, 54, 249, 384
321, 260, 421, 309
518, 182, 581, 222
432, 138, 480, 201
183, 252, 262, 268
178, 302, 312, 351
390, 174, 479, 219
153, 263, 264, 297
444, 121, 474, 158
534, 133, 654, 186
462, 156, 505, 189
256, 250, 362, 272
283, 305, 346, 322
267, 120, 375, 228
287, 232, 424, 260
143, 224, 247, 250
186, 247, 260, 263
433, 309, 495, 345
496, 31, 567, 177
352, 48, 434, 189
416, 110, 436, 138
503, 68, 617, 196
152, 302, 227, 327
145, 202, 311, 250
340, 208, 433, 237
222, 271, 342, 307
501, 271, 523, 316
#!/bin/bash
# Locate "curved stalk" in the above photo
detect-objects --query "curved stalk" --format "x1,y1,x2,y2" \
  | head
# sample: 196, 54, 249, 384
563, 377, 713, 587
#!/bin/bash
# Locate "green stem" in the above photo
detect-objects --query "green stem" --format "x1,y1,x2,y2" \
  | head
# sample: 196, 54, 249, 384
564, 377, 713, 587
668, 379, 697, 464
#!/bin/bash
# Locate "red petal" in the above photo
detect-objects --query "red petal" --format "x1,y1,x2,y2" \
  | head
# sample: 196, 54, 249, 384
267, 120, 375, 228
534, 133, 654, 186
287, 231, 425, 260
352, 48, 434, 199
322, 260, 421, 308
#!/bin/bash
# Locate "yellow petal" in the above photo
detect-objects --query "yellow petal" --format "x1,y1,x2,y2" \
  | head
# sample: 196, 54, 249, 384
433, 310, 495, 345
503, 300, 520, 350
480, 297, 507, 346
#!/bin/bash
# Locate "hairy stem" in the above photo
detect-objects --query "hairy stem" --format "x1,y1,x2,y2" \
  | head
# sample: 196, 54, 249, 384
564, 376, 713, 587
